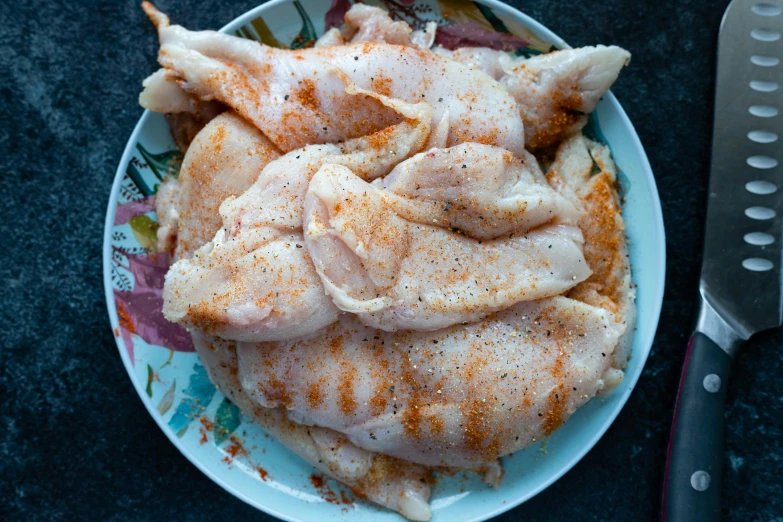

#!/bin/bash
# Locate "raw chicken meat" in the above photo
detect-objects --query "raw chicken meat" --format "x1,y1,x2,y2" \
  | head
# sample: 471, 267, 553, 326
315, 4, 436, 51
164, 227, 337, 342
310, 4, 629, 151
430, 47, 511, 81
140, 67, 208, 115
157, 111, 281, 259
435, 45, 630, 149
155, 174, 181, 256
379, 143, 580, 239
220, 90, 434, 233
303, 164, 591, 331
191, 332, 434, 521
237, 296, 624, 467
546, 133, 636, 373
140, 3, 526, 155
141, 68, 225, 151
162, 91, 433, 342
140, 3, 636, 518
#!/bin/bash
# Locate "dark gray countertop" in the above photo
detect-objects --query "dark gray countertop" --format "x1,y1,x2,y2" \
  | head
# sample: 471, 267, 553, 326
1, 0, 781, 520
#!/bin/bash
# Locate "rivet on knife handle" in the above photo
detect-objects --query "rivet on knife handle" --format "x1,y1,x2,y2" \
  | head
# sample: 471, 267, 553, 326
662, 331, 732, 522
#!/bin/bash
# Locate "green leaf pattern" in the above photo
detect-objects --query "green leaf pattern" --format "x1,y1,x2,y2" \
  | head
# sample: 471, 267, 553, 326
236, 17, 286, 48
289, 1, 317, 49
136, 143, 183, 181
167, 363, 216, 438
128, 215, 159, 252
145, 364, 154, 398
214, 399, 242, 445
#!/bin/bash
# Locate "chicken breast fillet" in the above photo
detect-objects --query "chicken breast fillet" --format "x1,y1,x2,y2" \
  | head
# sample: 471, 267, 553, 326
379, 143, 580, 239
434, 45, 630, 149
157, 111, 281, 259
545, 133, 636, 372
162, 91, 433, 342
303, 164, 591, 332
237, 296, 624, 467
315, 4, 436, 51
191, 332, 434, 521
220, 92, 435, 234
307, 4, 629, 151
141, 4, 635, 517
140, 4, 525, 155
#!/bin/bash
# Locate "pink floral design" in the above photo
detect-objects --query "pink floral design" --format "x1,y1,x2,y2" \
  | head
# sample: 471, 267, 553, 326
113, 198, 194, 363
435, 22, 529, 51
114, 196, 156, 225
325, 0, 352, 30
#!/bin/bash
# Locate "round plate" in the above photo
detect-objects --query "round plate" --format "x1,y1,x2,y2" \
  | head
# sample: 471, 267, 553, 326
103, 1, 666, 521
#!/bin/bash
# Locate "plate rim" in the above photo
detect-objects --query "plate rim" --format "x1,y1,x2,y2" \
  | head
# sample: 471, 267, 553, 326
103, 1, 667, 520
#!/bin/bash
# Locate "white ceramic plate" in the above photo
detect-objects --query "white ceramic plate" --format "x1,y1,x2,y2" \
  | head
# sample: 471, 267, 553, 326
103, 1, 666, 520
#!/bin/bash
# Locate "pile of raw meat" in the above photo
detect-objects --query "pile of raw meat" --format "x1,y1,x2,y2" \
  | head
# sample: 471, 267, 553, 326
141, 3, 635, 519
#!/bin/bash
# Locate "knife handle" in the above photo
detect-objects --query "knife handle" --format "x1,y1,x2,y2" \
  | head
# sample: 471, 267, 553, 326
662, 332, 733, 522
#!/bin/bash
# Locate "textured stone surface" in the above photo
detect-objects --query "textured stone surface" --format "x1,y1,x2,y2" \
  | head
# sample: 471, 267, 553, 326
1, 0, 781, 520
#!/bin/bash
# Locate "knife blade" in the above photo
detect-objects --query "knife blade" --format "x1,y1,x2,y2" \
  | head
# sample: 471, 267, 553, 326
662, 1, 783, 520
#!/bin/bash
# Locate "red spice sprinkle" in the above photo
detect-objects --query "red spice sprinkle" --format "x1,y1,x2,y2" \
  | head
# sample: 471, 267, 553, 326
199, 416, 214, 431
309, 474, 354, 506
225, 443, 242, 458
116, 301, 136, 334
257, 467, 269, 481
309, 474, 325, 488
221, 436, 248, 465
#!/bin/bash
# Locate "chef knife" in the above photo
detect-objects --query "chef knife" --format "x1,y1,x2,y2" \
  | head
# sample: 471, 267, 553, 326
661, 0, 783, 520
